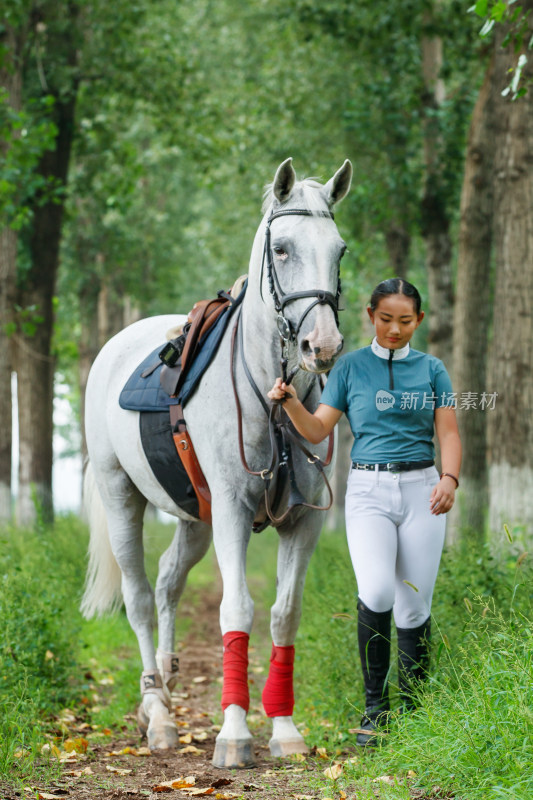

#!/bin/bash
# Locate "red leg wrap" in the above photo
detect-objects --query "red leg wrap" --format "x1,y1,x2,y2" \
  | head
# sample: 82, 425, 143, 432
262, 643, 295, 718
221, 631, 249, 712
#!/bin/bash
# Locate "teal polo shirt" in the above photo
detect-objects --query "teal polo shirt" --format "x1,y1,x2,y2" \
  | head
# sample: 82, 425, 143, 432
320, 342, 454, 463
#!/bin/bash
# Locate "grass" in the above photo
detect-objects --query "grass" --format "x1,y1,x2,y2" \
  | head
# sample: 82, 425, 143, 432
1, 512, 531, 799
295, 530, 533, 800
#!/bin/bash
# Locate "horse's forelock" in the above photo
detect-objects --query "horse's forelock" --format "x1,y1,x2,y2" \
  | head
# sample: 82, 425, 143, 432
261, 177, 328, 216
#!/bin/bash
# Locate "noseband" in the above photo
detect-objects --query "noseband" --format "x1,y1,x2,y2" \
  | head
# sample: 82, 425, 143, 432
261, 208, 341, 343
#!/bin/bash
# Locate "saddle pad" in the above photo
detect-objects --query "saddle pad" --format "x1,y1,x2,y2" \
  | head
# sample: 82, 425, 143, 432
119, 347, 179, 412
139, 411, 200, 519
119, 280, 246, 413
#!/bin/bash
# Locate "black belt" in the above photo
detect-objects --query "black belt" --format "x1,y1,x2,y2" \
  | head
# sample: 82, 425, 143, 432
352, 460, 434, 473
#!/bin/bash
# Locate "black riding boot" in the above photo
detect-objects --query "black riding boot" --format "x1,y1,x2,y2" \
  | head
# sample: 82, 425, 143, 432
397, 616, 431, 711
356, 599, 392, 747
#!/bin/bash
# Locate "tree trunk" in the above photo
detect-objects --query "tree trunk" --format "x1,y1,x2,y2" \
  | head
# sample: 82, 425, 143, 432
449, 54, 496, 541
78, 276, 141, 462
16, 90, 78, 526
385, 223, 411, 278
0, 23, 24, 523
486, 10, 533, 547
420, 11, 454, 371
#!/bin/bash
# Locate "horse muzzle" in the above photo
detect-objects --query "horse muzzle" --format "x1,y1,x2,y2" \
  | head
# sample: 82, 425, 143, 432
299, 329, 344, 373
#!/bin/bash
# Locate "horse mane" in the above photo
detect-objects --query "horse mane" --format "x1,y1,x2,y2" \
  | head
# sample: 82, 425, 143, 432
261, 177, 328, 215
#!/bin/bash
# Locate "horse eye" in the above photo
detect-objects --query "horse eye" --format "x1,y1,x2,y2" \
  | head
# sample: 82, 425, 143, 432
273, 246, 287, 259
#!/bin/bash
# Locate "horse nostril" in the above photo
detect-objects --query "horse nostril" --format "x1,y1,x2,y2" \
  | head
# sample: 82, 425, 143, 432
335, 337, 344, 355
301, 339, 312, 356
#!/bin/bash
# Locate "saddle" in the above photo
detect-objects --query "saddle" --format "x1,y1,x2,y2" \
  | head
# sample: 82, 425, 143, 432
157, 277, 247, 525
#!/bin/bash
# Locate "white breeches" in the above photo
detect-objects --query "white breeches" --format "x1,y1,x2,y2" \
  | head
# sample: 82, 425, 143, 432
345, 466, 446, 629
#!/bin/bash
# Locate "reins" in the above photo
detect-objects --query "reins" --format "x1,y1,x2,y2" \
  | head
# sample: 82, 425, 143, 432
230, 309, 334, 530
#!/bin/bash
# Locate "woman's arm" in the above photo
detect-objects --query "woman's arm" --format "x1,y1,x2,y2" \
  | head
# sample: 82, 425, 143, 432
430, 406, 462, 515
267, 378, 343, 444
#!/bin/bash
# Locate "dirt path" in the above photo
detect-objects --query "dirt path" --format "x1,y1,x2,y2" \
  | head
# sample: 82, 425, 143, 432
4, 586, 347, 800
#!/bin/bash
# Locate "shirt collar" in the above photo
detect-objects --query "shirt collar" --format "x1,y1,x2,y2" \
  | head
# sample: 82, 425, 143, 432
371, 336, 410, 361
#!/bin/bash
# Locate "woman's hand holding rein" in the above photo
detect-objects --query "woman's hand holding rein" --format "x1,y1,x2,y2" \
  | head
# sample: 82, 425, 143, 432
267, 378, 342, 445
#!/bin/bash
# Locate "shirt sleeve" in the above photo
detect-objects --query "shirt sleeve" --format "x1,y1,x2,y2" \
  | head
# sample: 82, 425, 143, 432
433, 360, 454, 408
320, 356, 349, 412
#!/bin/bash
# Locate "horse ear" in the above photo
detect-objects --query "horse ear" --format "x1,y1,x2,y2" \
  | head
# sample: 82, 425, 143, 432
273, 157, 296, 203
324, 159, 353, 207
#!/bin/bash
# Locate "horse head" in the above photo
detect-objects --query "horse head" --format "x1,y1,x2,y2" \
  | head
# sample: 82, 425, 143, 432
259, 157, 352, 374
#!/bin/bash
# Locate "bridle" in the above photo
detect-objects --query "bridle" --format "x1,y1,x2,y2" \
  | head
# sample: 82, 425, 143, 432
230, 206, 341, 531
261, 207, 341, 345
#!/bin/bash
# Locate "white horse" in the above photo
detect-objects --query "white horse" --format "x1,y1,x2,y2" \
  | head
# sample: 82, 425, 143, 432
81, 158, 352, 768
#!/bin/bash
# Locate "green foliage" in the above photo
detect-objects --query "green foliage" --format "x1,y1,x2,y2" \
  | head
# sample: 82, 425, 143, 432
0, 93, 57, 229
0, 516, 88, 780
295, 529, 533, 798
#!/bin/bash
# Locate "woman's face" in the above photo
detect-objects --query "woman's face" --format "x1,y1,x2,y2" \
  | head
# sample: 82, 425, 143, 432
367, 293, 424, 349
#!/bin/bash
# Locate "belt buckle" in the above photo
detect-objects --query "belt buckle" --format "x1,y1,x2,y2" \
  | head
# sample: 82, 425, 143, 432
386, 462, 402, 473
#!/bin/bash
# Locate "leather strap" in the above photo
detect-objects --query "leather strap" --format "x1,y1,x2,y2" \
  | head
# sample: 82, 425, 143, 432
170, 404, 212, 524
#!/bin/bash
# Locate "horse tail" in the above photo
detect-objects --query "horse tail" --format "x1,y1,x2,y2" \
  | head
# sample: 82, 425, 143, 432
80, 461, 123, 618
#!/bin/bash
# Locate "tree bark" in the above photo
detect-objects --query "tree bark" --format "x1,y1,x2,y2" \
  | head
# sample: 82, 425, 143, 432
449, 54, 496, 541
487, 8, 533, 546
15, 88, 78, 526
420, 11, 454, 371
0, 23, 23, 522
385, 223, 411, 278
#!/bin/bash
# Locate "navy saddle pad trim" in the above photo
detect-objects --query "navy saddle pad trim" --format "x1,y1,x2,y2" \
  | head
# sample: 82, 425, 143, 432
119, 280, 247, 413
119, 346, 178, 412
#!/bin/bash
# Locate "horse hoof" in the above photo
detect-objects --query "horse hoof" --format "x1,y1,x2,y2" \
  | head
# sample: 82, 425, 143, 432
269, 736, 308, 758
147, 722, 180, 751
212, 739, 256, 769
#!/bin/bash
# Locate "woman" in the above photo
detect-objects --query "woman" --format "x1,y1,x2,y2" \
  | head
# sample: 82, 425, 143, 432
268, 278, 461, 746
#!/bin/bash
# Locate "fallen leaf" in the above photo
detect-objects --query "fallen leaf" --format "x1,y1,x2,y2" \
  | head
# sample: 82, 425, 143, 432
407, 770, 416, 778
316, 747, 328, 759
106, 765, 132, 775
372, 775, 395, 785
241, 784, 261, 791
135, 746, 152, 756
181, 789, 214, 797
192, 676, 207, 683
63, 737, 89, 753
175, 706, 191, 716
58, 751, 79, 763
192, 731, 208, 742
58, 709, 76, 724
179, 733, 193, 744
155, 778, 196, 790
152, 786, 174, 793
292, 795, 313, 799
37, 793, 64, 800
212, 779, 232, 788
214, 794, 239, 800
98, 676, 115, 685
289, 752, 306, 762
45, 650, 55, 661
178, 745, 204, 755
63, 767, 93, 777
41, 743, 61, 758
323, 763, 343, 780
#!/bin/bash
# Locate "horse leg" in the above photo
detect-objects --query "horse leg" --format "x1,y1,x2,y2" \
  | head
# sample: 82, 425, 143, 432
210, 502, 256, 769
263, 512, 323, 757
155, 519, 212, 690
97, 471, 177, 750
